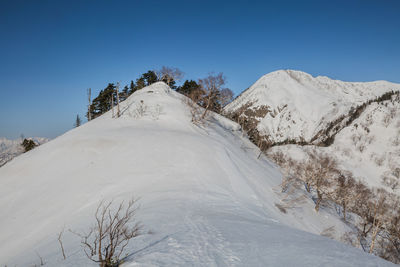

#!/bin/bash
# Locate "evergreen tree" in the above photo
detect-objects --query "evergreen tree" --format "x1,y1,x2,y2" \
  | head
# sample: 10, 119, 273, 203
142, 70, 158, 86
135, 77, 146, 90
120, 85, 130, 101
75, 114, 81, 127
89, 83, 116, 119
129, 80, 136, 95
176, 80, 200, 96
21, 138, 36, 152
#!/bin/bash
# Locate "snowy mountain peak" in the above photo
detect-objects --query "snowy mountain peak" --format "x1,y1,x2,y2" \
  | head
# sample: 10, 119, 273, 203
225, 70, 400, 145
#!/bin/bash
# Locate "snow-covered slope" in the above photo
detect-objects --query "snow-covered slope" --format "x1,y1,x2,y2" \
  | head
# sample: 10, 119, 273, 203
225, 70, 400, 144
0, 137, 48, 167
270, 93, 400, 190
0, 82, 393, 266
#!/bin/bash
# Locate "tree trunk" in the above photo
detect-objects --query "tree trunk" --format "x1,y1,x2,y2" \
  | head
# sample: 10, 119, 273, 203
116, 84, 120, 118
111, 93, 114, 118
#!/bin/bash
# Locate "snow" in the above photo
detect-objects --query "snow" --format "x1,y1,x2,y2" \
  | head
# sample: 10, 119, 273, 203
225, 70, 400, 143
271, 95, 400, 191
0, 82, 393, 266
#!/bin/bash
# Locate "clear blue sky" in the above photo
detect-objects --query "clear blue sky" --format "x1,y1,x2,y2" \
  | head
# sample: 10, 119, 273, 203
1, 0, 399, 139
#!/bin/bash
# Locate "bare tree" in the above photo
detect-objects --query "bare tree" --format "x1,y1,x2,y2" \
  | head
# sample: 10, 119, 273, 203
352, 183, 375, 244
198, 72, 227, 119
368, 189, 390, 253
332, 171, 358, 222
184, 89, 204, 124
379, 205, 400, 263
75, 198, 141, 267
296, 150, 339, 212
219, 88, 234, 108
157, 66, 184, 86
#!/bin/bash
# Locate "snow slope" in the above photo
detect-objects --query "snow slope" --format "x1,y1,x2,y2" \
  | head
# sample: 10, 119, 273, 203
270, 93, 400, 190
225, 70, 400, 143
0, 82, 393, 266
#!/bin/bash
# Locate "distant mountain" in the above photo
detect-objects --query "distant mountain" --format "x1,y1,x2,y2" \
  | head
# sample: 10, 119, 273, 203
224, 69, 400, 191
0, 137, 49, 167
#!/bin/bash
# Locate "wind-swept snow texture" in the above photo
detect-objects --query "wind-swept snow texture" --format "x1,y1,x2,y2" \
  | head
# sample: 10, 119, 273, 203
0, 83, 393, 266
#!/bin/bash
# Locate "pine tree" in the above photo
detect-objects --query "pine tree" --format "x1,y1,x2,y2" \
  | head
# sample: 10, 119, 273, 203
21, 138, 36, 152
90, 83, 117, 119
142, 70, 158, 86
120, 85, 129, 102
129, 80, 136, 95
135, 77, 146, 90
75, 114, 81, 127
176, 80, 200, 95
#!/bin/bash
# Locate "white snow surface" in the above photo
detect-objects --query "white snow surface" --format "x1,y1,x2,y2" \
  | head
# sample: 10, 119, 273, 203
0, 82, 393, 266
270, 95, 400, 191
224, 70, 400, 143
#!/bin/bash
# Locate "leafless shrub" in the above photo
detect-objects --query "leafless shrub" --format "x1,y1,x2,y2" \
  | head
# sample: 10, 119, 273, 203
74, 198, 141, 267
156, 66, 184, 86
35, 252, 45, 266
183, 90, 205, 124
151, 104, 163, 120
268, 151, 287, 167
134, 100, 147, 118
58, 227, 66, 260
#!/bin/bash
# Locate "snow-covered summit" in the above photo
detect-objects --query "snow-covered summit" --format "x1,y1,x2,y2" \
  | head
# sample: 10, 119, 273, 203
225, 70, 400, 144
0, 82, 393, 266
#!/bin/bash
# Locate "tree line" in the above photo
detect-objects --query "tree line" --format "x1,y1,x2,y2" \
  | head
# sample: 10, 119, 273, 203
78, 66, 233, 124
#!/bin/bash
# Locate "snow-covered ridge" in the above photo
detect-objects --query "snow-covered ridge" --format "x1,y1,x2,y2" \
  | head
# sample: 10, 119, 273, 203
0, 82, 393, 266
225, 70, 400, 144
